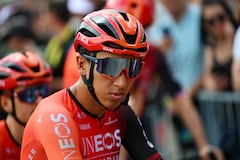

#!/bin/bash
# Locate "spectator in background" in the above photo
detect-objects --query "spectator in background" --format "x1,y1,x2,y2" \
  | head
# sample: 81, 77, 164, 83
20, 0, 51, 51
192, 0, 238, 94
44, 0, 75, 92
0, 51, 52, 160
144, 0, 204, 157
0, 5, 41, 57
147, 0, 203, 91
105, 0, 224, 160
192, 1, 239, 159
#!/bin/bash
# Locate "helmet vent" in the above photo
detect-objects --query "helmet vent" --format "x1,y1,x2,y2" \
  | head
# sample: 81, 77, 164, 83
118, 11, 129, 21
103, 42, 124, 50
43, 73, 52, 78
103, 42, 147, 53
91, 16, 120, 39
31, 64, 40, 73
17, 77, 33, 82
141, 32, 147, 42
0, 72, 10, 79
79, 22, 99, 37
135, 47, 147, 52
116, 21, 138, 44
81, 29, 96, 37
2, 62, 26, 72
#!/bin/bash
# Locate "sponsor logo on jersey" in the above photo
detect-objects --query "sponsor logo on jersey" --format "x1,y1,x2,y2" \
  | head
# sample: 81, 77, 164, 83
77, 112, 86, 119
79, 123, 91, 130
26, 148, 37, 160
37, 115, 42, 123
50, 113, 80, 159
87, 152, 119, 160
103, 46, 113, 53
5, 147, 17, 155
104, 117, 118, 126
81, 129, 121, 157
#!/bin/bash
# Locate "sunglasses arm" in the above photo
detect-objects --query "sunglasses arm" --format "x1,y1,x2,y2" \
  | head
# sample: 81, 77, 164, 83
82, 54, 100, 64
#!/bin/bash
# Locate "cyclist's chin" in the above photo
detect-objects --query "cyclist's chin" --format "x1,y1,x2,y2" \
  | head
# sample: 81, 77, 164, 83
104, 101, 122, 111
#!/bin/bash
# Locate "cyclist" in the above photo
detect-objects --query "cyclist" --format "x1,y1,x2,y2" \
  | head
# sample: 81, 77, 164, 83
20, 9, 163, 160
0, 51, 52, 160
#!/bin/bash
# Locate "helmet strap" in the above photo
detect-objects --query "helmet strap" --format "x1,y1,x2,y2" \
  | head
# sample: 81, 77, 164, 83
81, 61, 110, 111
10, 94, 26, 127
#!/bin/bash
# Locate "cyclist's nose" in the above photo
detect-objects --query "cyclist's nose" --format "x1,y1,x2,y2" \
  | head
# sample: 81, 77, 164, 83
113, 70, 128, 88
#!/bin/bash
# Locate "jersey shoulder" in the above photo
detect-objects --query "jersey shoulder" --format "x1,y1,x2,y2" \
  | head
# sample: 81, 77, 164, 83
0, 120, 8, 142
0, 120, 20, 159
38, 88, 78, 113
115, 104, 137, 121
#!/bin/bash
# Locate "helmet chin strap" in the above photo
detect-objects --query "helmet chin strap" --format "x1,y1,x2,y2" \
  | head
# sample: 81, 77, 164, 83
10, 94, 26, 127
81, 60, 111, 111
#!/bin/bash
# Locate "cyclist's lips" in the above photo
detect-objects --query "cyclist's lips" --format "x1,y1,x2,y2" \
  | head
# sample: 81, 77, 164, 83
109, 92, 125, 101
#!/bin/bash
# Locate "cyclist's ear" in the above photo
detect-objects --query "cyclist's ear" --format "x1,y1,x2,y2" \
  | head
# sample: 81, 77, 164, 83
76, 55, 89, 76
0, 95, 13, 113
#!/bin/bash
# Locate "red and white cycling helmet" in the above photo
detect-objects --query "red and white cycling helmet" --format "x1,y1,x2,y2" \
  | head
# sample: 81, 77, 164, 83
74, 9, 149, 58
0, 51, 52, 90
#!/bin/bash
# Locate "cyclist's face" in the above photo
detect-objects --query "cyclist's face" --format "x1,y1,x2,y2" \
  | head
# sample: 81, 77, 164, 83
13, 86, 47, 123
85, 51, 138, 110
0, 86, 43, 123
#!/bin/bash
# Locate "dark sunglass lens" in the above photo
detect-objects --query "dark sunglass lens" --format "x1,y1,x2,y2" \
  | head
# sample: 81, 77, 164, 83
100, 58, 125, 78
206, 13, 226, 26
129, 60, 142, 78
18, 88, 37, 103
39, 86, 50, 97
96, 57, 142, 79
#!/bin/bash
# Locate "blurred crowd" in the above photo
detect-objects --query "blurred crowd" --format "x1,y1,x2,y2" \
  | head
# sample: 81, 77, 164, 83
0, 0, 240, 159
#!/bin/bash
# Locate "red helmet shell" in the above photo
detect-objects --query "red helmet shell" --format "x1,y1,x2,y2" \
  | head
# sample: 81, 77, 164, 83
74, 9, 149, 58
0, 51, 52, 90
104, 0, 154, 28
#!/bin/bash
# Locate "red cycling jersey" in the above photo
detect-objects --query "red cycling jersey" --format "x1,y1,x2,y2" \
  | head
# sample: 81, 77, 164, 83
0, 120, 21, 160
21, 88, 162, 160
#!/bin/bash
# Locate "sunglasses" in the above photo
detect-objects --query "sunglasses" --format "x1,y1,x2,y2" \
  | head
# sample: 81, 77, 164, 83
82, 54, 144, 79
14, 85, 51, 104
205, 13, 227, 26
